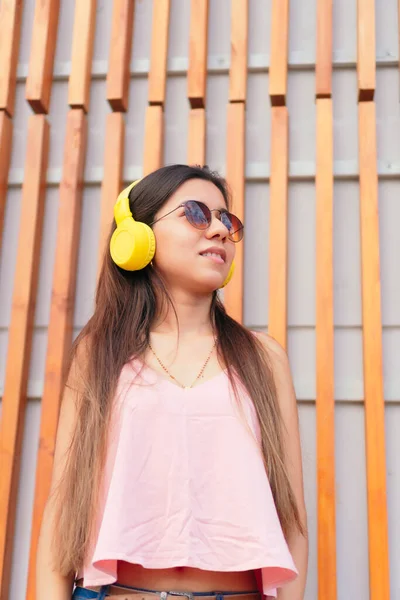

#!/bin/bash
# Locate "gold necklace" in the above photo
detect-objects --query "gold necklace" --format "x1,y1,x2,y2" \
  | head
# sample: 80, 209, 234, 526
148, 339, 217, 390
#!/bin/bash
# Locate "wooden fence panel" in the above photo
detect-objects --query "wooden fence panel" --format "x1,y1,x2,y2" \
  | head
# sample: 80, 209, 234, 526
148, 0, 170, 105
187, 108, 206, 166
0, 115, 49, 600
24, 109, 87, 600
0, 0, 24, 116
98, 112, 125, 276
143, 105, 164, 175
0, 112, 13, 252
187, 0, 209, 109
224, 102, 245, 323
269, 0, 289, 106
68, 0, 97, 112
268, 106, 288, 348
316, 0, 333, 98
315, 98, 336, 600
358, 101, 390, 600
106, 0, 135, 112
357, 0, 375, 101
229, 0, 248, 104
25, 0, 60, 114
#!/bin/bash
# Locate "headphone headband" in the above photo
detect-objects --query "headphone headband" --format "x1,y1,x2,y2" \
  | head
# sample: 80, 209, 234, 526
113, 180, 141, 225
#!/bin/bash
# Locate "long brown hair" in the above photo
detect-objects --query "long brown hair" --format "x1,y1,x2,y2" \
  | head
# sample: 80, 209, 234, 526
51, 164, 305, 576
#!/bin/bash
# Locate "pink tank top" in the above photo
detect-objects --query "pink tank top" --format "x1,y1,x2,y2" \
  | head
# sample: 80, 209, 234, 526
77, 357, 298, 599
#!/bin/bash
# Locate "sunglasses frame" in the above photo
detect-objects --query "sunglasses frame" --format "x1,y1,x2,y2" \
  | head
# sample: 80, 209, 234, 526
149, 200, 244, 242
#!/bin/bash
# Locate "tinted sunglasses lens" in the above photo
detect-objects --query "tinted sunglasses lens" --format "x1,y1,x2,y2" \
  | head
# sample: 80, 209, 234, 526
184, 200, 211, 229
221, 212, 244, 242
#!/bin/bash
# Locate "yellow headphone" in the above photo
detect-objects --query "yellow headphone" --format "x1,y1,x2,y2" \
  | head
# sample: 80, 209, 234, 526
109, 180, 235, 288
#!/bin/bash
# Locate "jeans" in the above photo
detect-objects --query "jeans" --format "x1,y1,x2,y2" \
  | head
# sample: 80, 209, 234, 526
72, 584, 262, 600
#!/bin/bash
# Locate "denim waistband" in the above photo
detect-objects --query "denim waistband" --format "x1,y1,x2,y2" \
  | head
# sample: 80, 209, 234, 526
72, 583, 262, 600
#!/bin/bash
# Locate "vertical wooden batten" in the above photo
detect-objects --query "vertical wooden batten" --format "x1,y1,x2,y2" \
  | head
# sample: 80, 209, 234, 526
25, 0, 60, 114
0, 112, 13, 251
25, 109, 88, 600
143, 105, 164, 175
269, 0, 289, 106
187, 108, 206, 166
357, 0, 376, 101
316, 0, 333, 98
187, 0, 209, 109
0, 0, 24, 116
68, 0, 97, 112
148, 0, 171, 106
106, 0, 135, 112
224, 103, 245, 323
0, 115, 49, 600
358, 101, 390, 600
97, 112, 125, 278
229, 0, 248, 104
315, 98, 337, 600
268, 106, 288, 348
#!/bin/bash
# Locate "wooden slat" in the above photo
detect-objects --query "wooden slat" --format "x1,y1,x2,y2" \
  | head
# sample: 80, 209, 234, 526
358, 101, 390, 599
357, 0, 375, 101
25, 109, 87, 600
0, 0, 24, 116
0, 112, 13, 252
97, 112, 125, 277
269, 0, 289, 106
229, 0, 248, 103
148, 0, 170, 105
68, 0, 97, 112
106, 0, 135, 112
187, 0, 208, 109
268, 106, 288, 348
315, 98, 337, 600
224, 102, 245, 323
316, 0, 333, 98
25, 0, 60, 114
143, 105, 164, 176
187, 108, 206, 166
0, 114, 49, 600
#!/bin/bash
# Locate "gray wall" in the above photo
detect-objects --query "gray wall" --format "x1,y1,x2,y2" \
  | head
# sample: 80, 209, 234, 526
0, 1, 399, 598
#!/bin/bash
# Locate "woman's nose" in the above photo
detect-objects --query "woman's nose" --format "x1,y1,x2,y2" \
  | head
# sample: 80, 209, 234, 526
205, 212, 229, 240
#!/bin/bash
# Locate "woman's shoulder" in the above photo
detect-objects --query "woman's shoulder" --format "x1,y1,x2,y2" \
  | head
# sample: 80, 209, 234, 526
249, 330, 288, 364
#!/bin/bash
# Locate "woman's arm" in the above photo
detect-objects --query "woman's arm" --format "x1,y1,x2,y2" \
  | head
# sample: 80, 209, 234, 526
256, 332, 309, 600
36, 354, 84, 599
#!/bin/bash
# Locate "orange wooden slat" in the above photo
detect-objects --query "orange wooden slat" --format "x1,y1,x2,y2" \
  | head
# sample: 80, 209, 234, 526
68, 0, 97, 112
269, 0, 289, 106
357, 0, 375, 101
0, 114, 49, 600
187, 0, 209, 109
148, 0, 170, 106
106, 0, 135, 112
229, 0, 248, 103
25, 109, 87, 600
143, 105, 164, 176
25, 0, 60, 114
358, 101, 390, 599
0, 112, 13, 251
224, 102, 245, 323
187, 108, 206, 166
268, 106, 288, 348
315, 98, 337, 600
0, 0, 24, 116
97, 112, 125, 277
316, 0, 333, 98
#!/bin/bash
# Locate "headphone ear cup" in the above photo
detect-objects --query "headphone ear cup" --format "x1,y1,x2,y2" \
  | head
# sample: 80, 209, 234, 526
110, 218, 156, 271
219, 260, 235, 289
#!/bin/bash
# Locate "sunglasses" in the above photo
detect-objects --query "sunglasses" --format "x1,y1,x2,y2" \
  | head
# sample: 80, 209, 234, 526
150, 200, 244, 243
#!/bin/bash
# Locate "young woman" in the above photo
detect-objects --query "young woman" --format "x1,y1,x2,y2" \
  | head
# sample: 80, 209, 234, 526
36, 164, 308, 600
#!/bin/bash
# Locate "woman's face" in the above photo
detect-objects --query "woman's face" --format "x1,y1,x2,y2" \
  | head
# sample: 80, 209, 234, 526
151, 179, 236, 292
